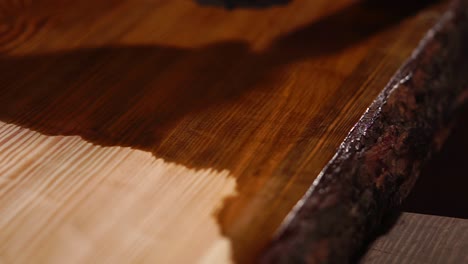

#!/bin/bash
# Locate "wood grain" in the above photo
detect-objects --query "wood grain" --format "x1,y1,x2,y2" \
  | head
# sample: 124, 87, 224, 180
361, 213, 468, 264
0, 0, 447, 263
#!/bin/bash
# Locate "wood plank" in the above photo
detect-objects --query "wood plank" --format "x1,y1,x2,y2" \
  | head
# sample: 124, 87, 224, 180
361, 213, 468, 264
0, 1, 450, 263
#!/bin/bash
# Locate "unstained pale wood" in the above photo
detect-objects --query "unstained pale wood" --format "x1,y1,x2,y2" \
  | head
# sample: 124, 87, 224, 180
0, 0, 448, 263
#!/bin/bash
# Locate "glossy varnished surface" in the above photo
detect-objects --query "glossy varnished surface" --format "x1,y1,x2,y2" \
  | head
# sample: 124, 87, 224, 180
0, 1, 445, 263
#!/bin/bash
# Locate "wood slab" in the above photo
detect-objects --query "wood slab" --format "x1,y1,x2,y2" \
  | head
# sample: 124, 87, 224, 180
0, 0, 464, 263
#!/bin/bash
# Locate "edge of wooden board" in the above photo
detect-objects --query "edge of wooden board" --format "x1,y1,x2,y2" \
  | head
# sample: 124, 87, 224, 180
261, 0, 468, 263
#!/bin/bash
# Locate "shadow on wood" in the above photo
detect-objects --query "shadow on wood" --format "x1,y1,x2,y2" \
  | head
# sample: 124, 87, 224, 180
195, 0, 290, 9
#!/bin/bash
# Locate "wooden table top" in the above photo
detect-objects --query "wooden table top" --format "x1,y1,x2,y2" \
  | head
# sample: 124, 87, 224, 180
0, 0, 448, 263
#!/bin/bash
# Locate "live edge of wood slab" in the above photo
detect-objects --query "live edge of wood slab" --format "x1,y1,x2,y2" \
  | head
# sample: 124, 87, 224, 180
0, 1, 466, 264
262, 0, 468, 263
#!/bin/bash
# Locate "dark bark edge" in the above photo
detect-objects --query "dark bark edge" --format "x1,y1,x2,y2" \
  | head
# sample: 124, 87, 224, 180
261, 1, 468, 263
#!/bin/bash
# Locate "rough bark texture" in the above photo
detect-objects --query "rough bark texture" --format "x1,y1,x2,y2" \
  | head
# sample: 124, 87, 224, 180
261, 1, 468, 263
